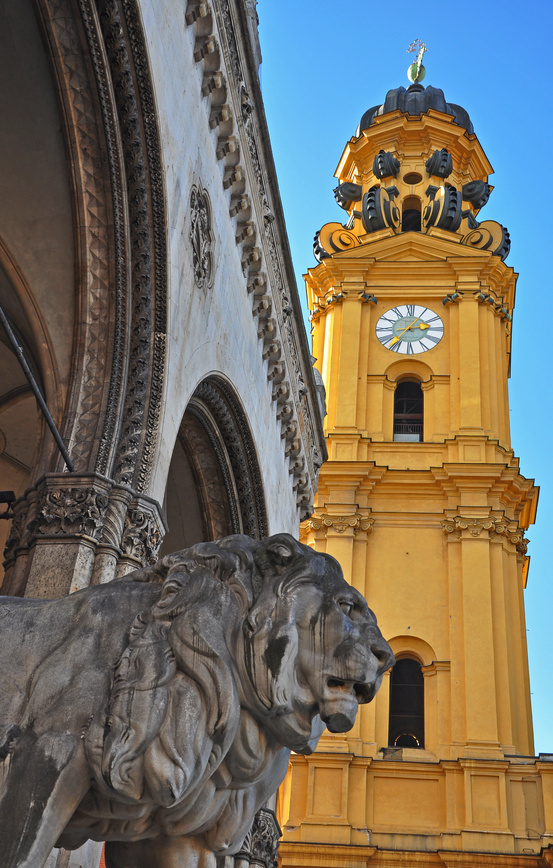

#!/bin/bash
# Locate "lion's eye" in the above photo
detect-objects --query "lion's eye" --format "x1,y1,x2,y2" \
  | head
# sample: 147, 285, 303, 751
339, 601, 353, 616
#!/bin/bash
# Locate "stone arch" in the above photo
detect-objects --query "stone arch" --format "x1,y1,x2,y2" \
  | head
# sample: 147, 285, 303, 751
160, 377, 268, 555
387, 634, 437, 666
2, 0, 169, 595
33, 0, 168, 487
385, 358, 433, 384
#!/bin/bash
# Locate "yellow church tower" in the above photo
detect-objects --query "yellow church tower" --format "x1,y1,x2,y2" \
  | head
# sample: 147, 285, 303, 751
278, 46, 553, 868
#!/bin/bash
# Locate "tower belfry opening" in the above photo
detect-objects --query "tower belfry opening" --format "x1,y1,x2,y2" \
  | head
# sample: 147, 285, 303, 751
280, 47, 552, 868
393, 379, 423, 441
401, 197, 421, 232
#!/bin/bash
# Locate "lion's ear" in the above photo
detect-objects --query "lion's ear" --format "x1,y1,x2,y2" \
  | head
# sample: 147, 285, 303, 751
155, 574, 186, 612
263, 535, 298, 571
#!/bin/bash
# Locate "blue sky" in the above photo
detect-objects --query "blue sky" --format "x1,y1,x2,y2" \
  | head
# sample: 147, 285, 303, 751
258, 0, 553, 754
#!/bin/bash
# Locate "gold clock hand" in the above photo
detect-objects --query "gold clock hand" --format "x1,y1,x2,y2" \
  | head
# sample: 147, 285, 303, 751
390, 317, 422, 346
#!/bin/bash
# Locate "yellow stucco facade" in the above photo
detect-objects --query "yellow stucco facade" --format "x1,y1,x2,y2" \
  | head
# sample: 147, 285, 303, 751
278, 86, 553, 867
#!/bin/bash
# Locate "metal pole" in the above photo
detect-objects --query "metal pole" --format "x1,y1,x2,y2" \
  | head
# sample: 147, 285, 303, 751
0, 301, 75, 472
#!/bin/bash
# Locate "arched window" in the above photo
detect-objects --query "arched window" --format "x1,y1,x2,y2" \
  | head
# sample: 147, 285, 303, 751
388, 657, 425, 748
394, 379, 423, 442
402, 196, 421, 232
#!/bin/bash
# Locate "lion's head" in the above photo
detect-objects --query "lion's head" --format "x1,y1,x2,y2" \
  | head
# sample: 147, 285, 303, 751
233, 534, 395, 753
88, 533, 393, 838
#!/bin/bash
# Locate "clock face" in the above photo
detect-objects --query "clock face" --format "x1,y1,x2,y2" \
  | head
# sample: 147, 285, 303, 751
375, 304, 444, 354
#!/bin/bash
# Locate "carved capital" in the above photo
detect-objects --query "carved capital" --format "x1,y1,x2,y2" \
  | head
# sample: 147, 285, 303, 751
301, 512, 374, 538
236, 808, 281, 868
34, 486, 109, 539
121, 497, 167, 566
3, 475, 167, 578
441, 514, 528, 553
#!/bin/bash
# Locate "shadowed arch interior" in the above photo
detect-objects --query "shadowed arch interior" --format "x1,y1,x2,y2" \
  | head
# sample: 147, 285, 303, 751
161, 377, 268, 554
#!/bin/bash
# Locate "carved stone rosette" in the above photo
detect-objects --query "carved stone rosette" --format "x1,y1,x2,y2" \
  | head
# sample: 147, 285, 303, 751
300, 512, 374, 540
441, 513, 528, 554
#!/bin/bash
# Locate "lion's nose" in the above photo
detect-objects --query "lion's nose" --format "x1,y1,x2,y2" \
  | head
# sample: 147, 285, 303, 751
371, 639, 395, 674
323, 711, 355, 733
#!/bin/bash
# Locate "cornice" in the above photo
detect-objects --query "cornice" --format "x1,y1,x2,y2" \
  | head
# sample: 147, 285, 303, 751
306, 234, 516, 302
336, 110, 493, 182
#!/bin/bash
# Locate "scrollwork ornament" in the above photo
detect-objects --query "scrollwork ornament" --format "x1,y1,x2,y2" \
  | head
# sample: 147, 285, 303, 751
460, 221, 511, 261
362, 186, 400, 234
435, 186, 463, 232
333, 182, 363, 210
462, 180, 491, 210
425, 148, 453, 178
190, 185, 213, 289
373, 149, 400, 179
313, 222, 360, 261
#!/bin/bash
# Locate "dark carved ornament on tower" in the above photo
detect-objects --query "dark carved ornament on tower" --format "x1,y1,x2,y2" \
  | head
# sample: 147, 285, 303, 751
425, 148, 453, 178
190, 184, 214, 289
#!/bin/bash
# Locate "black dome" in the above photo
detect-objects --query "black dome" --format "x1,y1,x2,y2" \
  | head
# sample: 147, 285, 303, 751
356, 83, 474, 136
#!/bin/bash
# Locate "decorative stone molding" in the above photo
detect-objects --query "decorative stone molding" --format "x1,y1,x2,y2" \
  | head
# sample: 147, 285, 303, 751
40, 0, 168, 492
95, 0, 168, 494
39, 0, 120, 474
301, 513, 374, 537
235, 808, 281, 868
185, 0, 325, 517
190, 185, 214, 288
441, 514, 528, 554
188, 377, 269, 540
33, 487, 109, 539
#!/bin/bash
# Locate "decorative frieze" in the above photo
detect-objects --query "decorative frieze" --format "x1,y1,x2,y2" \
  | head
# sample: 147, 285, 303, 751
441, 514, 528, 553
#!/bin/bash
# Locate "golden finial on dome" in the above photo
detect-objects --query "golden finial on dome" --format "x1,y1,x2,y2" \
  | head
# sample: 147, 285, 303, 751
407, 39, 427, 84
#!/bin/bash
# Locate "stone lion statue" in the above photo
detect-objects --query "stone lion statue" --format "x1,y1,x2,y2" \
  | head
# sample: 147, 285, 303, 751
0, 533, 393, 868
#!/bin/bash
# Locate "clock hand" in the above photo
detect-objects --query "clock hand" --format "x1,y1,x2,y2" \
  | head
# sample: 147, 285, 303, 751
390, 317, 423, 346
